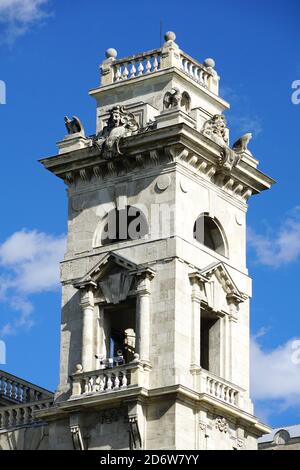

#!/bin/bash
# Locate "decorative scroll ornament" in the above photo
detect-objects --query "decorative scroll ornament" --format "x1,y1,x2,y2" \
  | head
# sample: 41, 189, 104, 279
215, 416, 229, 433
128, 415, 142, 450
218, 147, 240, 172
95, 106, 139, 159
70, 424, 85, 450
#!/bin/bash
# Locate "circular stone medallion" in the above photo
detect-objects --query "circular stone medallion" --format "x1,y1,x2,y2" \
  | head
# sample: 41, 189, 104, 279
156, 174, 170, 192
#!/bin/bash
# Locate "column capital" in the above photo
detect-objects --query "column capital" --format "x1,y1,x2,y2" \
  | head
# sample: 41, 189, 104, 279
189, 271, 208, 302
74, 279, 97, 309
189, 271, 209, 285
226, 292, 248, 320
79, 285, 95, 309
134, 267, 156, 295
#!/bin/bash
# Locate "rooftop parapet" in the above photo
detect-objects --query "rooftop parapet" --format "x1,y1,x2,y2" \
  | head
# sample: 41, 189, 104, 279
100, 31, 219, 95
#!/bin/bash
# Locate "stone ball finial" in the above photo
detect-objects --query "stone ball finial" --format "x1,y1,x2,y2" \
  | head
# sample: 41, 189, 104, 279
105, 48, 117, 59
164, 31, 176, 42
132, 353, 140, 363
75, 364, 83, 374
204, 58, 215, 68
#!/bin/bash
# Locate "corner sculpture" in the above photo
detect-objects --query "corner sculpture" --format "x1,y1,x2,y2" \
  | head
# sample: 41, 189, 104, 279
64, 115, 85, 136
201, 114, 252, 172
232, 132, 252, 153
95, 105, 140, 159
163, 87, 191, 112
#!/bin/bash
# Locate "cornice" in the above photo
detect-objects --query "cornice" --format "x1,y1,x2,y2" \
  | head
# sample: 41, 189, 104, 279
40, 123, 274, 203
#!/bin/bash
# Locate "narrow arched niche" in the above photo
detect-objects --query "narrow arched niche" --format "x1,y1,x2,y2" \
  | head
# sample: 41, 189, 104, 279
193, 213, 226, 256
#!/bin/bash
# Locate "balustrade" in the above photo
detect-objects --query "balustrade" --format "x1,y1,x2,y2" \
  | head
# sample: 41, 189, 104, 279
0, 371, 53, 405
70, 362, 144, 398
0, 399, 53, 430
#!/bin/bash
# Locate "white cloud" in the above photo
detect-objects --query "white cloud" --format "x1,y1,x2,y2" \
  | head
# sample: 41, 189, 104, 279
251, 334, 300, 408
248, 210, 300, 267
0, 0, 51, 44
228, 115, 263, 138
0, 229, 66, 336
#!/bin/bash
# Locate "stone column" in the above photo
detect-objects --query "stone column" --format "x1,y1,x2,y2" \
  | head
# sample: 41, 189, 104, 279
80, 286, 95, 372
189, 274, 202, 368
189, 272, 208, 370
226, 294, 240, 382
135, 269, 155, 365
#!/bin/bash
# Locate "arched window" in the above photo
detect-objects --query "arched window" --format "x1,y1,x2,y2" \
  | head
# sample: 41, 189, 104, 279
193, 214, 226, 256
274, 430, 290, 445
101, 205, 149, 245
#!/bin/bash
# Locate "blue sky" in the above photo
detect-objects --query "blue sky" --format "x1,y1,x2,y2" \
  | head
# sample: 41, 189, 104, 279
0, 0, 300, 429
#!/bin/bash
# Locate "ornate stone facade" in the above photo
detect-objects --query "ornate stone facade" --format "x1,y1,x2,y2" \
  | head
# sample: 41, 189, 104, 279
1, 31, 274, 450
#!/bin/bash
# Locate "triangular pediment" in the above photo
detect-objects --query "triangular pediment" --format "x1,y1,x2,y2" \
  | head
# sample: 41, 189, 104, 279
74, 251, 140, 288
200, 262, 241, 297
199, 262, 247, 313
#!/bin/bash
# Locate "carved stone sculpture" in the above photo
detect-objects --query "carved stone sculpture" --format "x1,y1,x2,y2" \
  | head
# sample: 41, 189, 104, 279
218, 147, 240, 172
232, 132, 252, 153
163, 88, 191, 112
201, 114, 229, 146
215, 416, 228, 433
202, 114, 241, 172
64, 115, 85, 136
96, 106, 139, 159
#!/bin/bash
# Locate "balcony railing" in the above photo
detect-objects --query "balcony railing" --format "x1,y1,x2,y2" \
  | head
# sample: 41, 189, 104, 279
112, 48, 161, 82
70, 362, 144, 399
99, 32, 219, 95
0, 371, 53, 405
179, 51, 211, 88
0, 399, 53, 430
197, 369, 244, 408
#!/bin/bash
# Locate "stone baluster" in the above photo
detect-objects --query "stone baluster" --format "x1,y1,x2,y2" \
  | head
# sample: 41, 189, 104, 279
99, 375, 105, 392
115, 66, 122, 81
138, 62, 144, 76
15, 408, 22, 426
6, 379, 12, 399
106, 372, 112, 391
153, 55, 159, 72
114, 373, 120, 389
11, 381, 18, 401
122, 62, 129, 80
0, 410, 5, 429
121, 371, 128, 388
130, 62, 136, 78
146, 58, 151, 73
8, 408, 15, 428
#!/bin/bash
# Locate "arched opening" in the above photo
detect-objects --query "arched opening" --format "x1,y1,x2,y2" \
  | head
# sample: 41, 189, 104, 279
274, 430, 290, 445
101, 205, 149, 246
193, 214, 226, 256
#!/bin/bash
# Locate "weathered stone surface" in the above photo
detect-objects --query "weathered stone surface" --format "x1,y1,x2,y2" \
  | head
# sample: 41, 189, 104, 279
32, 32, 276, 450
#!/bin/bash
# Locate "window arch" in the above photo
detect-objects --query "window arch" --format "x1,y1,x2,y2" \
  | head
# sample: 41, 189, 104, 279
101, 205, 149, 246
274, 430, 290, 445
193, 213, 226, 256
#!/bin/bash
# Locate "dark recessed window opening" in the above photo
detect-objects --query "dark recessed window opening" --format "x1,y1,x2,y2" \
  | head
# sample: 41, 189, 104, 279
193, 214, 225, 255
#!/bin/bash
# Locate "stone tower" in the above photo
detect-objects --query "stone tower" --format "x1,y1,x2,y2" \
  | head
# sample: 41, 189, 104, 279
39, 32, 274, 450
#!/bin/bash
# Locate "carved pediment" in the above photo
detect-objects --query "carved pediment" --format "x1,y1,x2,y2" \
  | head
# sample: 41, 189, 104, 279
199, 262, 247, 313
74, 252, 154, 304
